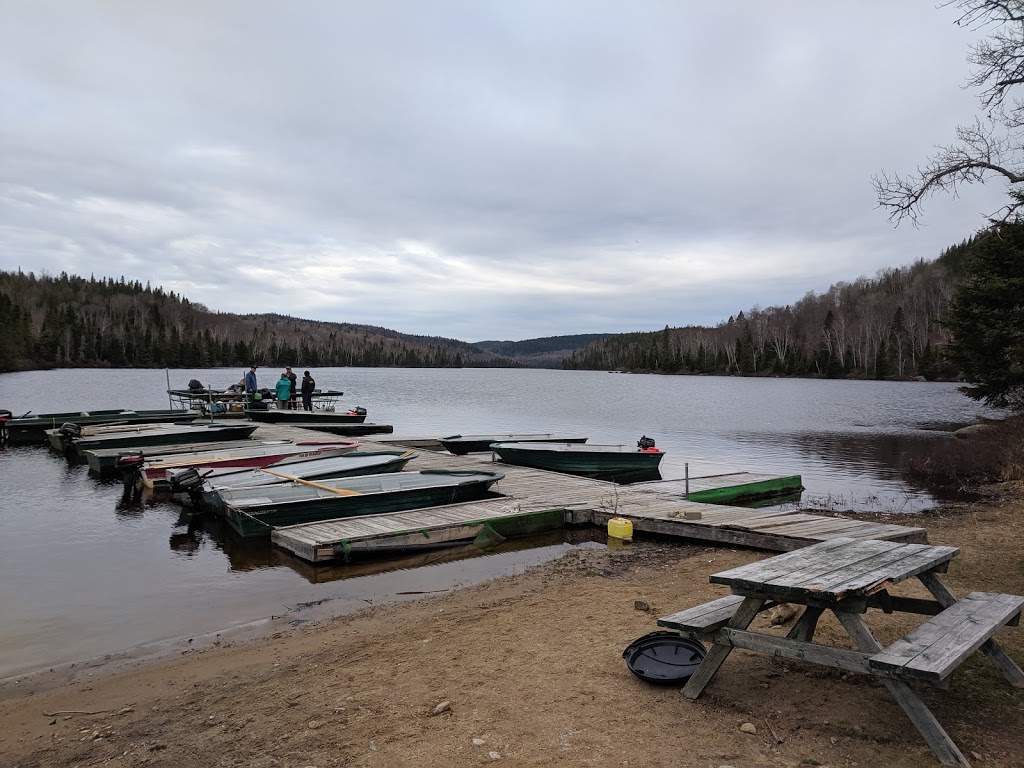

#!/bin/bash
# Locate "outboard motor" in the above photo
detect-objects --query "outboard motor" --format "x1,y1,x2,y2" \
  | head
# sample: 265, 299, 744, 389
167, 467, 208, 509
353, 406, 368, 416
115, 450, 146, 500
0, 409, 11, 447
637, 436, 658, 452
187, 378, 204, 392
57, 422, 83, 455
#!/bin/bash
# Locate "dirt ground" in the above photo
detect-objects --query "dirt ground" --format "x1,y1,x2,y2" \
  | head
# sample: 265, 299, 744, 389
2, 485, 1024, 768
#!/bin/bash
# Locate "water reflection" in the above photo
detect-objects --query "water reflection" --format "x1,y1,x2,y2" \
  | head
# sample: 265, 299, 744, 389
166, 505, 601, 584
273, 529, 599, 585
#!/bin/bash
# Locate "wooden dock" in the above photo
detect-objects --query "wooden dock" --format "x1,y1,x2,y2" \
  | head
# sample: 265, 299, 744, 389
257, 427, 927, 564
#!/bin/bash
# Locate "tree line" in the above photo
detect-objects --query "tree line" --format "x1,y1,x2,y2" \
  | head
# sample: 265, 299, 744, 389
564, 243, 973, 381
0, 270, 516, 373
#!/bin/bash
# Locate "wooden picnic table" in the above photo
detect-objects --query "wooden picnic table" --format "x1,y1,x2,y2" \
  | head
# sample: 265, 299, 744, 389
657, 537, 1024, 767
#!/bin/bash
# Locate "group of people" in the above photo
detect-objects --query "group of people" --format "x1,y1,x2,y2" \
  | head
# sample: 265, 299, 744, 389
242, 365, 317, 411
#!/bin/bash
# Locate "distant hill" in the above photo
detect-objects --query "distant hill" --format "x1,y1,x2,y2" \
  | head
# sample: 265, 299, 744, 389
0, 270, 519, 372
472, 334, 613, 367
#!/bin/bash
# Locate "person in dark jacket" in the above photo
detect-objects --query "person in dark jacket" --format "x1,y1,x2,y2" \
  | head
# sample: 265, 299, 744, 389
285, 366, 298, 410
300, 370, 316, 411
244, 366, 258, 407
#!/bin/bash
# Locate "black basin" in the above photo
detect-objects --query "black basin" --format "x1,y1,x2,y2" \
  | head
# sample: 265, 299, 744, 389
622, 631, 706, 685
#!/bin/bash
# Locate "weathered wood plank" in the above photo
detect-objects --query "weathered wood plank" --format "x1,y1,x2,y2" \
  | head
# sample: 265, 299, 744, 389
657, 595, 748, 633
870, 592, 1024, 682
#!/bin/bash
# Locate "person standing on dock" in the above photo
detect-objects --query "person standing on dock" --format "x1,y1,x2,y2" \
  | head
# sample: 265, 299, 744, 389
300, 370, 316, 411
275, 372, 292, 410
285, 366, 298, 410
244, 366, 258, 408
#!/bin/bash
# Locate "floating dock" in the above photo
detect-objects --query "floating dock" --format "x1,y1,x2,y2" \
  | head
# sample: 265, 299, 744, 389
260, 429, 926, 563
633, 472, 804, 505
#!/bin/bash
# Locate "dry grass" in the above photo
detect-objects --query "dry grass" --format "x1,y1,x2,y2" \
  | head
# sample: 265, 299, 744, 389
907, 414, 1024, 487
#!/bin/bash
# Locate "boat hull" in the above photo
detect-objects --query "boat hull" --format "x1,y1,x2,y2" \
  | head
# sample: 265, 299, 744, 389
490, 442, 664, 477
7, 410, 196, 446
440, 434, 588, 455
217, 470, 503, 537
65, 423, 259, 460
245, 409, 367, 424
197, 451, 418, 510
140, 443, 361, 488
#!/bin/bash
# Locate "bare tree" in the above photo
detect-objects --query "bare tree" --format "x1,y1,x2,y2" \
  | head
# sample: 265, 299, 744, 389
874, 1, 1024, 224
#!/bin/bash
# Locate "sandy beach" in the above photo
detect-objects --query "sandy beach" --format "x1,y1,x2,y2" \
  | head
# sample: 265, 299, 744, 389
2, 484, 1023, 768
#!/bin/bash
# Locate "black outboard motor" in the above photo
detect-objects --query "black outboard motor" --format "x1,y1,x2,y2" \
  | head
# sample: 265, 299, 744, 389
637, 435, 657, 452
57, 422, 83, 455
353, 406, 368, 416
115, 450, 146, 500
167, 467, 208, 509
187, 378, 204, 392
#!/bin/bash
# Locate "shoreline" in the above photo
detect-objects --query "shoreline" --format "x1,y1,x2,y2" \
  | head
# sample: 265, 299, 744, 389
2, 487, 1023, 767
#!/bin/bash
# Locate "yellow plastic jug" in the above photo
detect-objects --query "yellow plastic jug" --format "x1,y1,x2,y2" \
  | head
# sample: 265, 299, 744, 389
607, 517, 633, 541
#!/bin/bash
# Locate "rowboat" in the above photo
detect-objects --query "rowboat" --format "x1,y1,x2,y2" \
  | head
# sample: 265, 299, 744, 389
81, 438, 297, 472
137, 441, 362, 488
5, 409, 196, 446
245, 408, 368, 424
439, 433, 589, 455
186, 450, 419, 509
209, 469, 505, 538
489, 439, 664, 478
57, 421, 259, 460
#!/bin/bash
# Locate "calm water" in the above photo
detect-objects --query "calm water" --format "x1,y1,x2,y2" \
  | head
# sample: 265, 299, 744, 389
0, 367, 997, 678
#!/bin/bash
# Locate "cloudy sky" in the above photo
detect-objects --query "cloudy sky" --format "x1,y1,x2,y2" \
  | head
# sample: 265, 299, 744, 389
0, 1, 1009, 341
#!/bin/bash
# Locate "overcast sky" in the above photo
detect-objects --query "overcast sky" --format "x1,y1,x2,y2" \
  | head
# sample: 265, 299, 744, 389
0, 1, 1009, 341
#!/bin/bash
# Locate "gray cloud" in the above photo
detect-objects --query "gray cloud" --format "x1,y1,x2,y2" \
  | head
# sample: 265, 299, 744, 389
0, 0, 1008, 341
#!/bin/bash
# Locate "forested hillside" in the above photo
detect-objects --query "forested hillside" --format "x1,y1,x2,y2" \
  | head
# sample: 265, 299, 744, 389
472, 334, 612, 367
0, 271, 515, 373
564, 243, 975, 379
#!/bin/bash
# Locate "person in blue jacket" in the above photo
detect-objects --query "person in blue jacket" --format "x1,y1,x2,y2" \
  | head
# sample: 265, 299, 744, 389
244, 365, 258, 407
275, 372, 292, 410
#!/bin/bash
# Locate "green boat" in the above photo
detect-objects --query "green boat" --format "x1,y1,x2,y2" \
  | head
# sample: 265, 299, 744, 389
5, 409, 196, 446
58, 422, 259, 460
191, 450, 419, 511
440, 433, 589, 455
489, 439, 665, 478
213, 469, 505, 538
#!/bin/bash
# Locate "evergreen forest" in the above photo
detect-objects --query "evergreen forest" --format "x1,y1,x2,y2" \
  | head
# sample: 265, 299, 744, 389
0, 270, 515, 373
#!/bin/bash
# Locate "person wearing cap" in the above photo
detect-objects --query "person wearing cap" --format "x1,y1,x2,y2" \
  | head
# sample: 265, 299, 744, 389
285, 366, 298, 409
244, 365, 258, 407
300, 370, 316, 411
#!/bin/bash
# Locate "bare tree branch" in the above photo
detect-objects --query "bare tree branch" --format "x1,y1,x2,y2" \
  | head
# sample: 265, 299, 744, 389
879, 1, 1024, 224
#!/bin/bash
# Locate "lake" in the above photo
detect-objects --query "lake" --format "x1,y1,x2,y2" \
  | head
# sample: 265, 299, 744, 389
0, 367, 996, 679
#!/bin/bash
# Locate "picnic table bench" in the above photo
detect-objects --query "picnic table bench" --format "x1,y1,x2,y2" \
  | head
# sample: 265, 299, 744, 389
655, 537, 1024, 767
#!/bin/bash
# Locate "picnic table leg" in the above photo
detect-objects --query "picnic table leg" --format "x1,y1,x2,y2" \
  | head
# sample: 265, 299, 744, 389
682, 596, 764, 700
835, 610, 971, 768
787, 606, 824, 642
917, 571, 1024, 688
